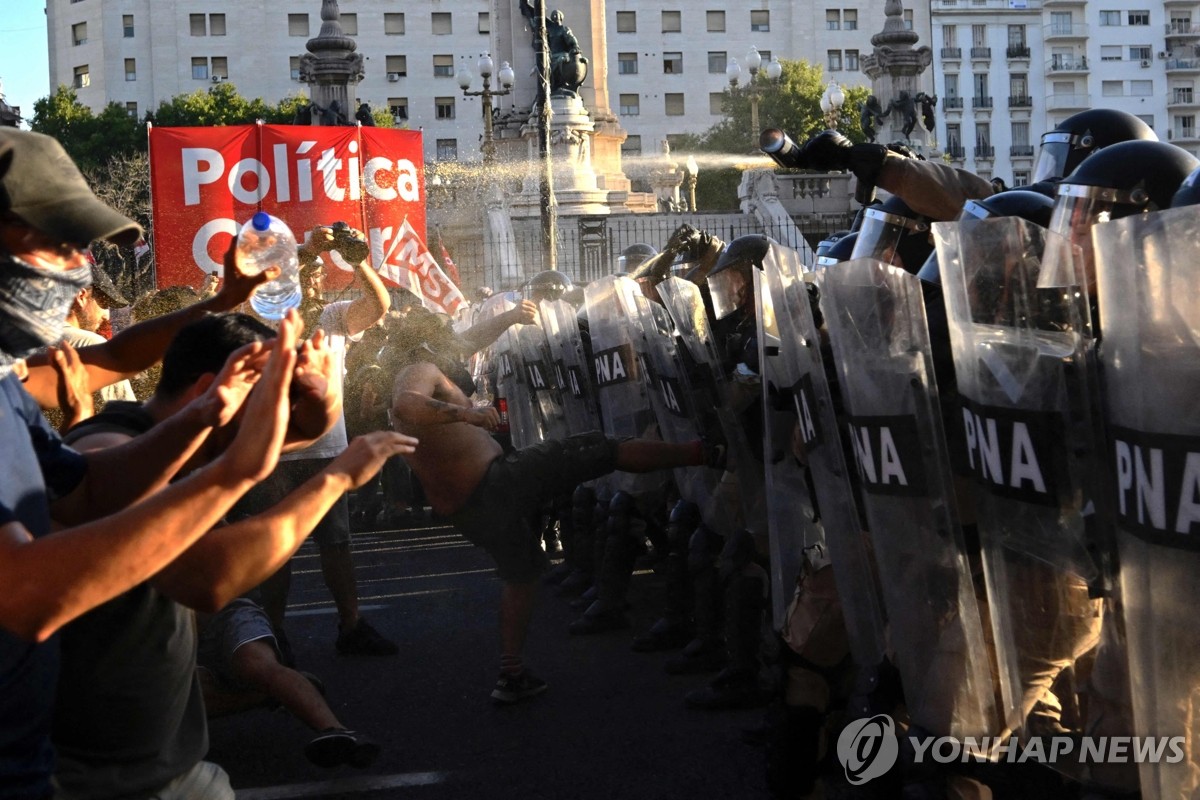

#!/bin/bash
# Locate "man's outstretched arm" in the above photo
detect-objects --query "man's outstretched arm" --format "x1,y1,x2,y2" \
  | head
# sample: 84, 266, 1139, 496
392, 362, 499, 430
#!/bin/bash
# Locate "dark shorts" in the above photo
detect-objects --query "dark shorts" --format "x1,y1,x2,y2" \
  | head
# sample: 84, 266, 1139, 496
447, 432, 620, 583
197, 598, 279, 691
230, 457, 351, 548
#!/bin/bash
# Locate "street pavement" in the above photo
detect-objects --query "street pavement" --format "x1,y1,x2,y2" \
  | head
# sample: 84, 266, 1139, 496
208, 516, 774, 800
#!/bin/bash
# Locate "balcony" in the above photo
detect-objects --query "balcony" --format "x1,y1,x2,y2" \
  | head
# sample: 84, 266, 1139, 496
943, 96, 964, 109
942, 47, 962, 60
1047, 55, 1089, 73
1009, 95, 1033, 107
1166, 22, 1200, 38
1169, 126, 1199, 142
1046, 92, 1090, 110
1044, 22, 1089, 40
1010, 144, 1035, 157
1167, 57, 1200, 72
934, 0, 1042, 7
971, 47, 992, 60
1044, 0, 1085, 5
975, 145, 995, 159
1170, 89, 1200, 107
1006, 45, 1031, 59
972, 95, 994, 109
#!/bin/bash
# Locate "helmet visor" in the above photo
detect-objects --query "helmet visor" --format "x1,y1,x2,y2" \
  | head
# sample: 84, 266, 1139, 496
1032, 133, 1075, 183
1039, 186, 1111, 289
916, 251, 941, 286
850, 207, 928, 269
708, 266, 749, 319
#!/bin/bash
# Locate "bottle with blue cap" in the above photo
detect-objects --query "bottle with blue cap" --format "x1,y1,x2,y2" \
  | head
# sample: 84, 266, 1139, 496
237, 211, 301, 320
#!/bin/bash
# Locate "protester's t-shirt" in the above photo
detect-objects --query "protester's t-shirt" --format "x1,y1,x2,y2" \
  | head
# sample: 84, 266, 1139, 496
0, 374, 87, 800
47, 404, 207, 800
60, 327, 136, 404
281, 300, 356, 462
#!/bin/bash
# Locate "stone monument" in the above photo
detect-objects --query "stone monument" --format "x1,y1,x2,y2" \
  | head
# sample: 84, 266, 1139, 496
860, 0, 935, 149
297, 0, 364, 125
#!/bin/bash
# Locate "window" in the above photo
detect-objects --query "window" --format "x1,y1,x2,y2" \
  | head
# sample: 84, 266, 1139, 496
290, 57, 301, 80
904, 9, 913, 30
478, 13, 490, 34
1171, 16, 1193, 33
946, 123, 962, 150
663, 52, 683, 74
1128, 10, 1150, 26
388, 97, 408, 122
1137, 114, 1154, 130
622, 135, 642, 156
72, 22, 87, 46
1099, 11, 1121, 26
976, 122, 991, 147
1131, 79, 1153, 96
616, 11, 636, 33
943, 25, 958, 48
665, 93, 685, 115
760, 50, 772, 63
662, 11, 681, 33
1130, 46, 1152, 61
828, 50, 842, 71
210, 14, 226, 36
707, 11, 726, 32
1051, 12, 1073, 34
618, 52, 638, 74
340, 13, 357, 35
435, 96, 456, 119
844, 10, 858, 30
1010, 74, 1027, 96
433, 54, 454, 77
974, 72, 989, 97
288, 14, 309, 37
846, 50, 859, 71
945, 74, 959, 97
1014, 170, 1030, 187
386, 55, 408, 77
123, 15, 134, 37
432, 12, 452, 35
191, 58, 208, 80
1102, 80, 1124, 96
972, 24, 986, 47
73, 65, 89, 88
211, 57, 228, 80
1100, 46, 1122, 61
710, 92, 724, 114
1053, 80, 1075, 95
190, 14, 206, 36
619, 93, 640, 115
708, 51, 727, 73
826, 10, 841, 30
1012, 121, 1029, 145
750, 10, 770, 32
124, 58, 136, 81
1008, 25, 1026, 47
436, 139, 458, 162
385, 13, 405, 34
125, 101, 138, 118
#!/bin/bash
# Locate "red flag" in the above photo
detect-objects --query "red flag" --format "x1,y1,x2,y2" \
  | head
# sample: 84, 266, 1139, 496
437, 236, 461, 287
377, 219, 466, 316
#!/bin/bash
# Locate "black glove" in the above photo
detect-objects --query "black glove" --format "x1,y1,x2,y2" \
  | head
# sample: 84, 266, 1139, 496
798, 130, 855, 172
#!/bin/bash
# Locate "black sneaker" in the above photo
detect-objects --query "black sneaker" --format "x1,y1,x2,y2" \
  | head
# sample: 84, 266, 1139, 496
304, 728, 381, 768
335, 618, 399, 656
491, 670, 549, 705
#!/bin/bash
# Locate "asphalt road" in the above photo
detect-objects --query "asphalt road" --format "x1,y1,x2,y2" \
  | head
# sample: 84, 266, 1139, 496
207, 517, 774, 800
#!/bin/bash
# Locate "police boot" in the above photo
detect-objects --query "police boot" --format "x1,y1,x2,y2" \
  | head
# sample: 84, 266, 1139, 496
556, 485, 596, 598
542, 493, 575, 585
569, 491, 641, 634
633, 499, 698, 652
665, 524, 727, 675
569, 487, 611, 609
685, 530, 771, 710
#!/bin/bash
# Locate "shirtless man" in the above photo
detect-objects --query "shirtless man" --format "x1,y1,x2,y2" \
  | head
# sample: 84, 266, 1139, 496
390, 328, 717, 704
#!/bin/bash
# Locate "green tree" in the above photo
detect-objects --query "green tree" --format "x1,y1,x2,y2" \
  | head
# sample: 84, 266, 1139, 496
31, 86, 143, 172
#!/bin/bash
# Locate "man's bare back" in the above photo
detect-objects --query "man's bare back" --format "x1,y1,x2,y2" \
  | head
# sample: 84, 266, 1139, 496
391, 361, 504, 516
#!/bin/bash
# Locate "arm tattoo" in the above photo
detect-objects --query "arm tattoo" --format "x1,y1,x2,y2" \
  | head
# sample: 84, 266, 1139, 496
422, 396, 465, 424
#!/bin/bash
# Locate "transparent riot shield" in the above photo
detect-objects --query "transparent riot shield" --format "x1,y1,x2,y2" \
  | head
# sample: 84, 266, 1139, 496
540, 298, 601, 436
757, 244, 888, 669
468, 291, 519, 416
821, 258, 998, 739
508, 322, 570, 448
1094, 206, 1200, 800
934, 216, 1105, 740
582, 275, 666, 497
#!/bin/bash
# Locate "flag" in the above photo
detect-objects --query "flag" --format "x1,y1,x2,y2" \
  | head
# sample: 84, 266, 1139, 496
437, 235, 461, 287
376, 219, 466, 316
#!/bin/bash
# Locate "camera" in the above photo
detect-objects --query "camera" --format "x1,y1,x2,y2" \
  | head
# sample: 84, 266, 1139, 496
327, 221, 370, 264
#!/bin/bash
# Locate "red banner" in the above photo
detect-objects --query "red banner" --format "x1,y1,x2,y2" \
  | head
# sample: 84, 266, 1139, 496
148, 124, 426, 292
378, 219, 465, 316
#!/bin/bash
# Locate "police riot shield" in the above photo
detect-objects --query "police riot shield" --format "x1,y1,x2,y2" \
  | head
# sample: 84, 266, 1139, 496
821, 258, 997, 739
509, 321, 570, 448
1094, 206, 1200, 799
582, 275, 667, 497
468, 292, 517, 401
934, 216, 1105, 740
539, 298, 601, 436
756, 244, 888, 669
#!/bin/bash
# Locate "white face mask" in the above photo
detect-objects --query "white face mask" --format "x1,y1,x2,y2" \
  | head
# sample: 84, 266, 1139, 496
0, 250, 92, 377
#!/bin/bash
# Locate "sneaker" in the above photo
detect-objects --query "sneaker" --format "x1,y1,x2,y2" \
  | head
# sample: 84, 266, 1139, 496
335, 618, 399, 656
304, 728, 381, 768
491, 670, 549, 705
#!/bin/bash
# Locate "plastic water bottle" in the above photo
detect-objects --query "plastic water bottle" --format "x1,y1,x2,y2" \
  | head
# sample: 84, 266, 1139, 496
237, 211, 301, 320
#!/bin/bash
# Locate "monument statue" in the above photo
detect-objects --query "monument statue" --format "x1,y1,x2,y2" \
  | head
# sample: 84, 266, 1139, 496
890, 91, 919, 140
915, 92, 937, 134
519, 3, 589, 98
859, 95, 890, 143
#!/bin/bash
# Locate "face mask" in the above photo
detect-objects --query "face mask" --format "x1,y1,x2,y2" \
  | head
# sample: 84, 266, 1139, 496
0, 251, 92, 376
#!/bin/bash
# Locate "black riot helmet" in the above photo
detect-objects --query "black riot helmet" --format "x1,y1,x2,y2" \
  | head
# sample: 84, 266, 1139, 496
1172, 165, 1200, 208
814, 230, 851, 261
814, 231, 859, 270
617, 242, 658, 272
1033, 109, 1157, 184
523, 269, 574, 303
849, 194, 932, 273
917, 190, 1055, 285
706, 234, 772, 320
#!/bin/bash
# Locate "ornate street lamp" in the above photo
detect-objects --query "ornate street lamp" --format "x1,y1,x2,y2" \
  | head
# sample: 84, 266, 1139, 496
726, 49, 784, 149
684, 155, 699, 212
820, 81, 846, 130
457, 54, 515, 163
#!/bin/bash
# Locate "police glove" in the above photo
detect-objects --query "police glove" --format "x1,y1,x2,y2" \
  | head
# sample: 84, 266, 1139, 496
799, 130, 890, 189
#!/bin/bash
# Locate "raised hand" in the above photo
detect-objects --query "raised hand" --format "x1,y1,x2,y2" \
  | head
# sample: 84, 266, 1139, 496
216, 238, 278, 311
48, 341, 95, 432
464, 405, 501, 432
511, 299, 539, 326
328, 431, 420, 490
293, 328, 333, 405
195, 340, 270, 429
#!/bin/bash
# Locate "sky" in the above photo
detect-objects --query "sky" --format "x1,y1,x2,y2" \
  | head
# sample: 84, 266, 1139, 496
0, 1, 50, 126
